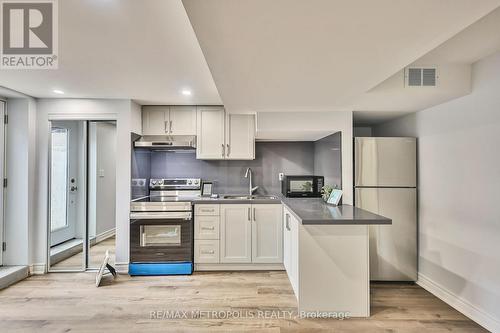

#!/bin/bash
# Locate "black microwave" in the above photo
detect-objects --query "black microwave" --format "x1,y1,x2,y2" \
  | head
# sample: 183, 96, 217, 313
282, 175, 324, 198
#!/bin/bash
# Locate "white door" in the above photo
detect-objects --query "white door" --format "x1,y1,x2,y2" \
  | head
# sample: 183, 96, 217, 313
225, 114, 255, 160
196, 107, 225, 159
142, 106, 168, 135
50, 121, 85, 246
283, 207, 292, 272
289, 212, 299, 296
169, 106, 197, 135
0, 101, 4, 266
251, 204, 282, 263
220, 204, 252, 263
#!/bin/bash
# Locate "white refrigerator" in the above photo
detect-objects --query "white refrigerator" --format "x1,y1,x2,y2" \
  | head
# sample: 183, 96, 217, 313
354, 137, 418, 281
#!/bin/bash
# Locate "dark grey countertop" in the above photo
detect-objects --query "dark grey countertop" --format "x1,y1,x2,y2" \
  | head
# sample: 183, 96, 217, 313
281, 197, 392, 225
193, 194, 391, 225
193, 196, 281, 204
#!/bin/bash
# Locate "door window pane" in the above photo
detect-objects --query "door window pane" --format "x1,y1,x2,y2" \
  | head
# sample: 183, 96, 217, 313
50, 128, 68, 231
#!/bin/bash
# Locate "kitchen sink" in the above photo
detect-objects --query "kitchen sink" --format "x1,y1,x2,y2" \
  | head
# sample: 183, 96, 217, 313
222, 195, 279, 200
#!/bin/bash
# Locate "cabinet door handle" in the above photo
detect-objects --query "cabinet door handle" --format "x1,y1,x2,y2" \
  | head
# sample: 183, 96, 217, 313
169, 120, 172, 133
248, 207, 251, 221
227, 144, 230, 157
164, 120, 168, 133
286, 214, 290, 231
201, 250, 215, 254
222, 144, 225, 157
201, 226, 215, 230
253, 207, 256, 222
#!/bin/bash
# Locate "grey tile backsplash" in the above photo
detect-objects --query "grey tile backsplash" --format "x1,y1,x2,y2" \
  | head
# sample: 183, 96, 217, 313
132, 135, 342, 197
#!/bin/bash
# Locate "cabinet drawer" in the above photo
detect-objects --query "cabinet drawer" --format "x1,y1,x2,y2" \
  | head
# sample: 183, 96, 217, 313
195, 216, 220, 240
195, 204, 220, 216
194, 240, 220, 263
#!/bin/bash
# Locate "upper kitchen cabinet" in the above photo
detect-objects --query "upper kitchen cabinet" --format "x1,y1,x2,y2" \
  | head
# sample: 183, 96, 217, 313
142, 106, 168, 135
225, 114, 255, 160
142, 106, 197, 136
196, 106, 226, 159
196, 106, 255, 160
169, 106, 197, 135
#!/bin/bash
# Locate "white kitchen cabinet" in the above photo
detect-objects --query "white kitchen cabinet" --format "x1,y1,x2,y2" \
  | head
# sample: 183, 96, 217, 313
196, 107, 226, 159
169, 106, 196, 135
225, 114, 255, 160
142, 106, 168, 135
252, 204, 282, 263
220, 204, 283, 264
283, 206, 299, 297
194, 215, 219, 240
142, 106, 196, 135
220, 204, 252, 263
194, 240, 220, 264
196, 107, 255, 160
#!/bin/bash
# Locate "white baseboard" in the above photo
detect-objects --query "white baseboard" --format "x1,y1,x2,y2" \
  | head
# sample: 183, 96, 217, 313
195, 263, 285, 271
417, 273, 500, 333
29, 263, 46, 275
90, 228, 116, 246
114, 262, 129, 274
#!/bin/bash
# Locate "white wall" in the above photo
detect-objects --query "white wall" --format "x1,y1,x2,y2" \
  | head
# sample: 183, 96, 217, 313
373, 51, 500, 332
3, 97, 37, 266
257, 111, 353, 204
34, 99, 141, 272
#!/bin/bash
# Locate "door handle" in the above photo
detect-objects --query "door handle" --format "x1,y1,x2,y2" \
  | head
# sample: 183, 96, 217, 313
248, 207, 251, 221
285, 214, 290, 231
169, 120, 172, 133
253, 207, 256, 222
226, 144, 230, 157
164, 120, 168, 133
222, 144, 225, 158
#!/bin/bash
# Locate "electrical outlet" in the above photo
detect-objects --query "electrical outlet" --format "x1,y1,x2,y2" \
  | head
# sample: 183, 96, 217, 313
278, 172, 284, 181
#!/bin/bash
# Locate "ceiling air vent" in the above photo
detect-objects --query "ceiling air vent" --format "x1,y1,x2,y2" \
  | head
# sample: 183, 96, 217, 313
405, 67, 437, 87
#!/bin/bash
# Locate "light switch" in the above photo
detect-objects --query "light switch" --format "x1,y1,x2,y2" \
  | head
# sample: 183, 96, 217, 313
99, 169, 105, 177
278, 172, 284, 181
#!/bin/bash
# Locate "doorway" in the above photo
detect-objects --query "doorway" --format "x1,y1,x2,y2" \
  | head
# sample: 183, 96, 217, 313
48, 120, 116, 272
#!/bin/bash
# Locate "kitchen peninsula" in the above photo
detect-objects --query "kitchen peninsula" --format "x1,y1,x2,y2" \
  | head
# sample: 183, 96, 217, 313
194, 196, 391, 317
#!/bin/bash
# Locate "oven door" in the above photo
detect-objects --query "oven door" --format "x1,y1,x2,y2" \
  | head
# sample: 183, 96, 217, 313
130, 212, 193, 263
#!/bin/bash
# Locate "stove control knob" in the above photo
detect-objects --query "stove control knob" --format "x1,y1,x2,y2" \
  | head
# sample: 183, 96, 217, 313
158, 180, 163, 185
194, 180, 199, 184
187, 180, 192, 185
151, 180, 157, 185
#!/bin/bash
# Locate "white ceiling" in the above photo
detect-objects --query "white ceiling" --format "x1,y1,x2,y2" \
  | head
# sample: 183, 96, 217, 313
0, 0, 221, 105
183, 0, 500, 113
353, 6, 500, 125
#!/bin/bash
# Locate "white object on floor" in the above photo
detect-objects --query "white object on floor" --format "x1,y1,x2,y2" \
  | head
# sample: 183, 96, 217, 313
96, 250, 117, 287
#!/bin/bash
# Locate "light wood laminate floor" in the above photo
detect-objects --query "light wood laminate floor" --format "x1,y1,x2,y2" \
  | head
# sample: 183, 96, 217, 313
0, 271, 486, 332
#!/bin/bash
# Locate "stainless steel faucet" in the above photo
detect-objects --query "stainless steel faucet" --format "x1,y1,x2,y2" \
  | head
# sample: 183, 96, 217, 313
245, 167, 259, 195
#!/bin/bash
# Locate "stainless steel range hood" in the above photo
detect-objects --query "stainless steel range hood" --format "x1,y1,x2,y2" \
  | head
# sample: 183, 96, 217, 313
134, 135, 196, 151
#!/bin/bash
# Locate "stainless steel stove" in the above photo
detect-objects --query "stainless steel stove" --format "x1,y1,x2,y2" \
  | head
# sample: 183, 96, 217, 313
149, 178, 201, 198
129, 178, 201, 276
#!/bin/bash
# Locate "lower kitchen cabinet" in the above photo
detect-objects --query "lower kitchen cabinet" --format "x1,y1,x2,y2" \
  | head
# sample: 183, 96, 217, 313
220, 204, 282, 264
252, 204, 283, 263
194, 240, 220, 264
220, 204, 252, 263
283, 206, 299, 297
